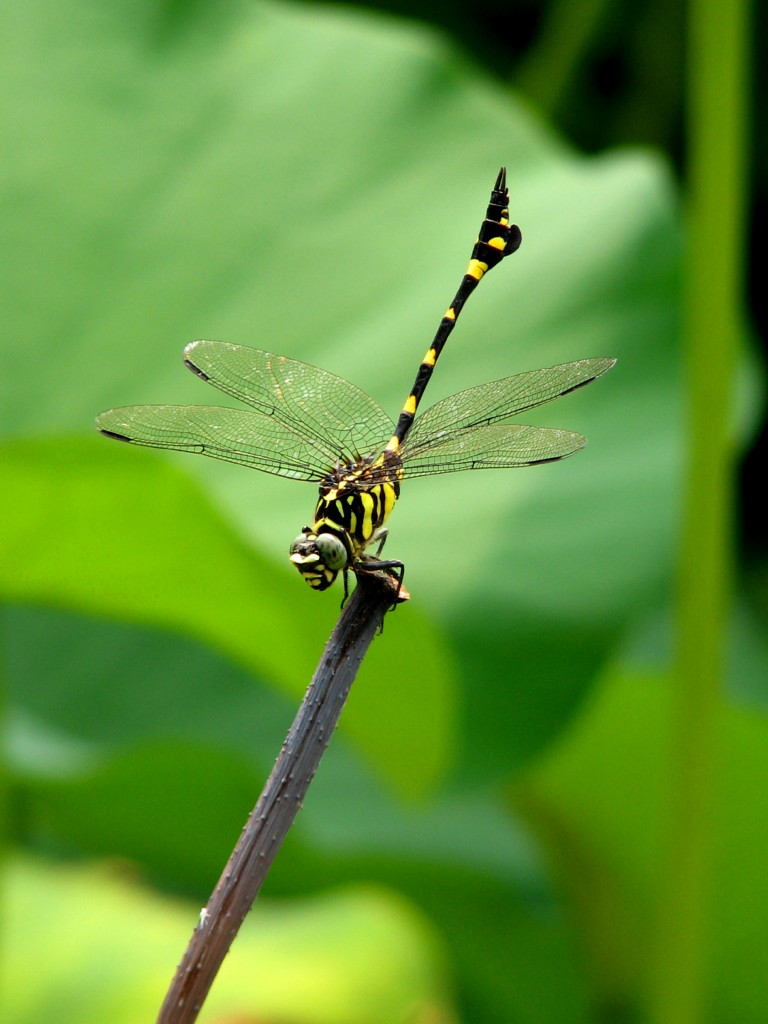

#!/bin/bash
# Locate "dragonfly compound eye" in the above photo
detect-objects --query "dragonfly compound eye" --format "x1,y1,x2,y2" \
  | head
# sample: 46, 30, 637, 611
289, 530, 313, 557
315, 533, 348, 571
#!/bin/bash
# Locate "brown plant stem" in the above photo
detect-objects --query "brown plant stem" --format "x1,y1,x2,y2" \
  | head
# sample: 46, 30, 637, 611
156, 570, 404, 1024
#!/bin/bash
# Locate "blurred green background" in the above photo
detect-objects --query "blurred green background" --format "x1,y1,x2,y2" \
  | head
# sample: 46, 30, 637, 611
1, 0, 765, 1022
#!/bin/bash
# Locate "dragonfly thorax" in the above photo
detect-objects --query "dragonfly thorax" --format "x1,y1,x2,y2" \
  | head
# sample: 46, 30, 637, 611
289, 450, 403, 590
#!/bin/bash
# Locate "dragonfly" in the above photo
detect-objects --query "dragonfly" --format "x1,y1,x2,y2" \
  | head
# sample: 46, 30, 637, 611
96, 168, 615, 596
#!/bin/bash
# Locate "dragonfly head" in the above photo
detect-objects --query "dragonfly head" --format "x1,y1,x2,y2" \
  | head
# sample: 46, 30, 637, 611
289, 528, 348, 591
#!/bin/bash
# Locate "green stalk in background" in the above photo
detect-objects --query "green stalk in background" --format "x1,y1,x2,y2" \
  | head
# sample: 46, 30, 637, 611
651, 0, 750, 1021
514, 0, 610, 116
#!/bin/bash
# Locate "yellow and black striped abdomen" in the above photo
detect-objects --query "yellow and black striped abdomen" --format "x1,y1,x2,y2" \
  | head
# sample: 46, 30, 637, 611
385, 168, 521, 455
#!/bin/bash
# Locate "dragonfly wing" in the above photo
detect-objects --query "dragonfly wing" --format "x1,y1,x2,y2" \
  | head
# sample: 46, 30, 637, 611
95, 404, 339, 481
400, 423, 586, 477
406, 357, 615, 453
184, 341, 394, 463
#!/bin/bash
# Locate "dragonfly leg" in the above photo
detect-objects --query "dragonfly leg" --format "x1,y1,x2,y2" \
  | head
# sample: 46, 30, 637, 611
354, 556, 405, 610
370, 528, 389, 558
338, 567, 353, 610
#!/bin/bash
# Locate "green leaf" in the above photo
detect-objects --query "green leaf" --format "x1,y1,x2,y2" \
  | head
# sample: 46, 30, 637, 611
1, 0, 693, 780
0, 439, 455, 797
2, 0, 681, 610
517, 660, 768, 1023
1, 857, 452, 1024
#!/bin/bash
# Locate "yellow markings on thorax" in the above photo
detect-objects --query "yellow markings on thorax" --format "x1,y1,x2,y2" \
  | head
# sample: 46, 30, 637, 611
313, 466, 401, 549
385, 435, 400, 452
380, 479, 398, 520
466, 258, 488, 281
359, 491, 375, 539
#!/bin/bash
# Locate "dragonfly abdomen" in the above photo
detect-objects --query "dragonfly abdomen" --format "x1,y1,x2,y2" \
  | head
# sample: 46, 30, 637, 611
386, 167, 521, 454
